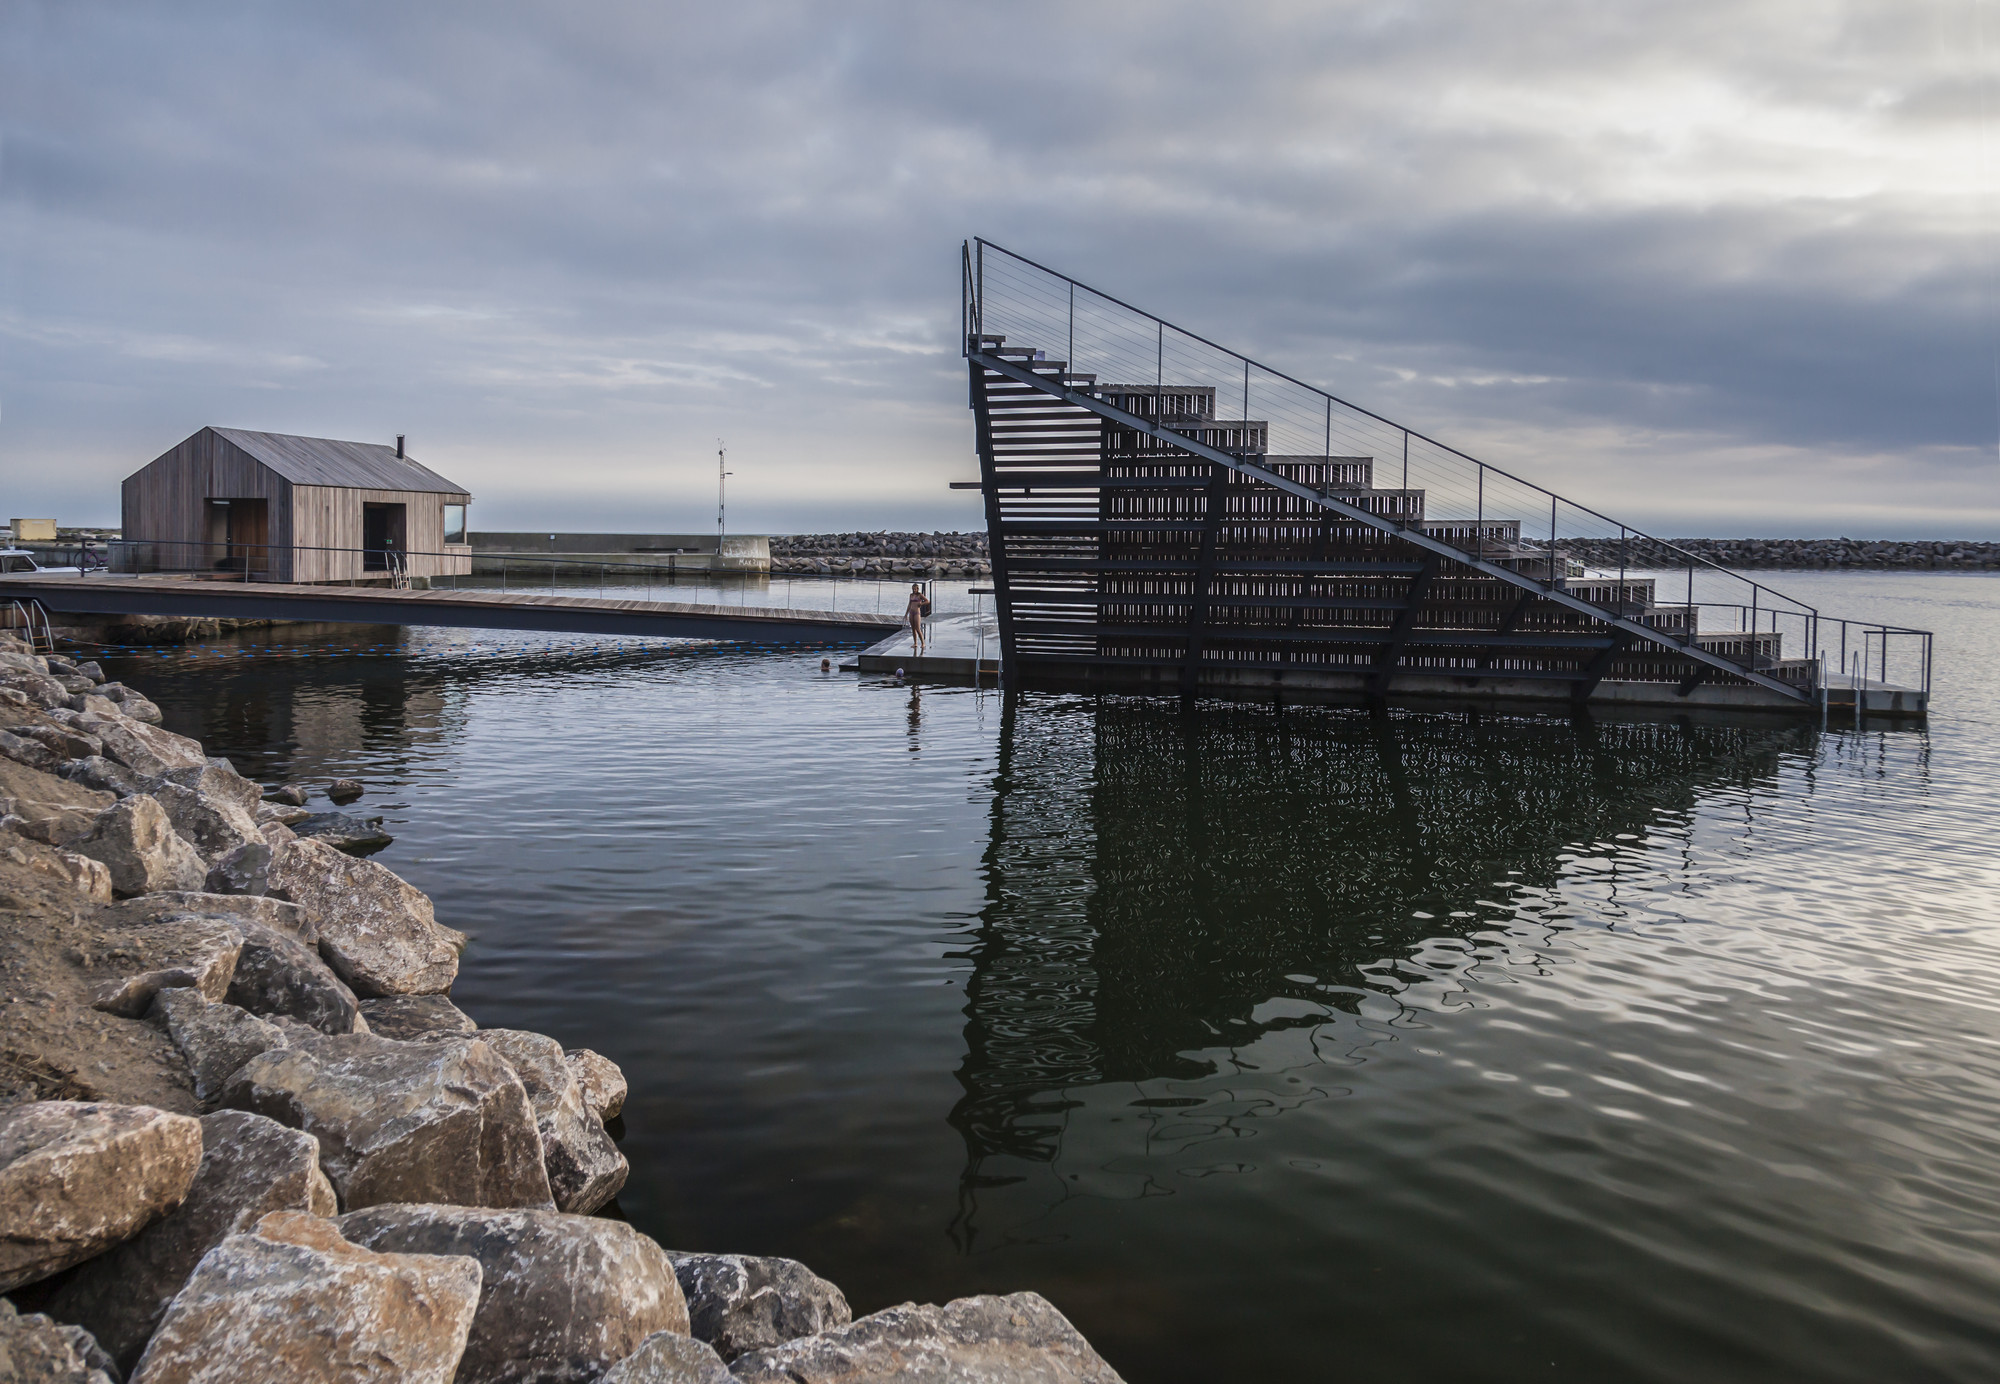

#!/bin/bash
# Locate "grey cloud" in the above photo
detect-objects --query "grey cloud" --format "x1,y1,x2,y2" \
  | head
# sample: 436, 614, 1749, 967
1, 0, 1990, 536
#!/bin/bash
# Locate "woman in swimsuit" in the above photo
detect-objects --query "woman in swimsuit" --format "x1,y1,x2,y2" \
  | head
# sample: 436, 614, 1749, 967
905, 583, 930, 655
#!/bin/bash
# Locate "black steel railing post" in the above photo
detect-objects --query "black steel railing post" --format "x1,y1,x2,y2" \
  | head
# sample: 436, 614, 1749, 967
1685, 561, 1694, 645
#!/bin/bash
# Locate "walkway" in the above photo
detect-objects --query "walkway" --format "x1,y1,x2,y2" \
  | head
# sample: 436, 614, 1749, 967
0, 573, 901, 644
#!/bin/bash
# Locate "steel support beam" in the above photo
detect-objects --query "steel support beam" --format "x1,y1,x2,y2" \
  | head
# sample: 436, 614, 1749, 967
1369, 556, 1438, 696
1181, 463, 1229, 696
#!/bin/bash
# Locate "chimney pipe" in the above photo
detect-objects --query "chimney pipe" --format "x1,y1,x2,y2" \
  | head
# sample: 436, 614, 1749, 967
395, 434, 405, 458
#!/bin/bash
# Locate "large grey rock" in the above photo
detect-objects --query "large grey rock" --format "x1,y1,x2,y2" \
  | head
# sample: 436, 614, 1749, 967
478, 1029, 627, 1214
202, 840, 271, 896
17, 723, 104, 760
149, 989, 291, 1102
356, 993, 476, 1040
668, 1253, 851, 1362
116, 891, 316, 943
337, 1204, 689, 1384
729, 1293, 1126, 1384
0, 1101, 204, 1292
566, 1048, 627, 1121
51, 1111, 337, 1373
155, 763, 262, 819
68, 714, 205, 779
291, 811, 393, 855
223, 920, 363, 1035
266, 837, 465, 996
601, 1329, 732, 1384
59, 754, 152, 797
66, 693, 122, 718
0, 649, 49, 674
221, 1033, 553, 1211
69, 796, 207, 897
0, 727, 61, 771
2, 669, 73, 710
128, 1211, 481, 1384
95, 684, 163, 725
265, 783, 309, 807
87, 918, 243, 1019
0, 1300, 118, 1383
326, 778, 364, 804
150, 782, 263, 866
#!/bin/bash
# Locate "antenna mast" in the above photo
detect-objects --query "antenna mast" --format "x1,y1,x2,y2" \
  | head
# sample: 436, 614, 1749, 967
716, 440, 733, 545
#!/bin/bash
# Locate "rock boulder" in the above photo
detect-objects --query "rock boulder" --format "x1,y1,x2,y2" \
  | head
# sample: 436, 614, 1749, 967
203, 840, 272, 896
291, 811, 393, 855
87, 917, 244, 1018
59, 754, 152, 797
266, 837, 464, 996
669, 1252, 852, 1362
128, 1211, 481, 1384
221, 1033, 552, 1211
566, 1048, 627, 1121
150, 988, 292, 1101
0, 727, 62, 771
479, 1029, 627, 1214
0, 1101, 204, 1291
0, 1300, 118, 1384
69, 795, 207, 897
222, 920, 363, 1035
51, 1111, 338, 1373
356, 993, 476, 1040
70, 714, 206, 779
729, 1293, 1126, 1384
601, 1329, 733, 1384
337, 1204, 689, 1384
151, 781, 264, 865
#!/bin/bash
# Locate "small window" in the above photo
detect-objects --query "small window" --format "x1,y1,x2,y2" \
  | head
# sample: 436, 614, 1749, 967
443, 504, 466, 544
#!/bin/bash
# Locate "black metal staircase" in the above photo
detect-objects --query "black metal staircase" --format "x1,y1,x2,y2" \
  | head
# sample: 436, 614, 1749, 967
961, 239, 1933, 714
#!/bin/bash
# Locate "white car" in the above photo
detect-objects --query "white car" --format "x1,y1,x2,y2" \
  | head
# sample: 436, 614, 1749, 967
0, 547, 81, 575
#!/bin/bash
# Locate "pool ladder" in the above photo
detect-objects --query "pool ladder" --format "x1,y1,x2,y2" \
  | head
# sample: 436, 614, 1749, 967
4, 599, 54, 655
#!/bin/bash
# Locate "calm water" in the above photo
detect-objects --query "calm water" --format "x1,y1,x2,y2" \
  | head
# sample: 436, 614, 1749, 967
93, 571, 2000, 1383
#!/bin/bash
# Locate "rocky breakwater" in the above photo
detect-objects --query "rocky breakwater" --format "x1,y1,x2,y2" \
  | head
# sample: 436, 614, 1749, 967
0, 630, 1126, 1383
1562, 536, 2000, 571
770, 531, 992, 578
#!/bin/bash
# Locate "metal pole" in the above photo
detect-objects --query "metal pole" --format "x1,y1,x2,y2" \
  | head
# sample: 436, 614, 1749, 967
1549, 495, 1557, 587
1686, 561, 1694, 644
1156, 321, 1163, 395
1067, 282, 1074, 374
1402, 430, 1409, 490
1475, 467, 1484, 564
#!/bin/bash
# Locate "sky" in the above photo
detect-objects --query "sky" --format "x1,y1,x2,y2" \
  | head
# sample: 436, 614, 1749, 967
1, 0, 1995, 537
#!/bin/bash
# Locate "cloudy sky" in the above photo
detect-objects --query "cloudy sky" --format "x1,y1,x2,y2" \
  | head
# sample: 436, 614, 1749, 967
2, 0, 1993, 536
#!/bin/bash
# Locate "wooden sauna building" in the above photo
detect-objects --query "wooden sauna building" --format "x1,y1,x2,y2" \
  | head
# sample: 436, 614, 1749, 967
120, 427, 472, 584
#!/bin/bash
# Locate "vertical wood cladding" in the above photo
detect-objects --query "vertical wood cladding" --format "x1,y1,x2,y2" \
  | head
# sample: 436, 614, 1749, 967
122, 428, 472, 584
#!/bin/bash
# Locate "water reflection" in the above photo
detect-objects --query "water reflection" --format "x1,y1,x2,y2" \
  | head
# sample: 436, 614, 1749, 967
950, 699, 1816, 1249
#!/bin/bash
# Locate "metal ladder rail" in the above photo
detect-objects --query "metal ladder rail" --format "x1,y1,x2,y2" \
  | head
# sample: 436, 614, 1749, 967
5, 599, 55, 654
970, 348, 1811, 703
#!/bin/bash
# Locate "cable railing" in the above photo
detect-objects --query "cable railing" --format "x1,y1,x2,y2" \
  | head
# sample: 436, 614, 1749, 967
962, 239, 1934, 702
65, 537, 983, 622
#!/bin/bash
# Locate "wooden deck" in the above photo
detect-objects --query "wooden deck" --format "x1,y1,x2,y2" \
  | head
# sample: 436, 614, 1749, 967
0, 574, 901, 644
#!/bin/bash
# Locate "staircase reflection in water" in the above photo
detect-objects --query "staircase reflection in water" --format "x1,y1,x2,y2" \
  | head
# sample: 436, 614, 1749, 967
947, 698, 1812, 1252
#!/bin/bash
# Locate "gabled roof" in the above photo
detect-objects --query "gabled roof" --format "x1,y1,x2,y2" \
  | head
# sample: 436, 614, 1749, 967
211, 428, 470, 495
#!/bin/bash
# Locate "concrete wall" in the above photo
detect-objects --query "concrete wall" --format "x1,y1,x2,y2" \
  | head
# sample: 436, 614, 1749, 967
469, 532, 769, 571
